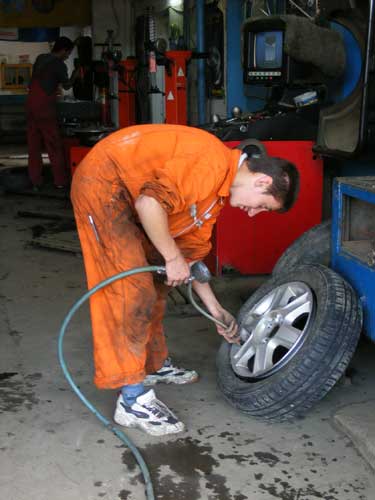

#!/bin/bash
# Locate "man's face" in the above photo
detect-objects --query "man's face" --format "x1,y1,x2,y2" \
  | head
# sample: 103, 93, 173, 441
229, 173, 283, 217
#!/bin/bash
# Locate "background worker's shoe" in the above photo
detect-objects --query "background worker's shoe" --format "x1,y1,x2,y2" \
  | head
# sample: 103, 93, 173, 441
144, 358, 199, 386
114, 389, 185, 436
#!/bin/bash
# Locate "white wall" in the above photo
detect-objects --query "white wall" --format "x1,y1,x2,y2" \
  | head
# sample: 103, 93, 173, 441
0, 41, 50, 64
91, 0, 134, 59
0, 26, 91, 97
133, 0, 184, 45
59, 26, 87, 96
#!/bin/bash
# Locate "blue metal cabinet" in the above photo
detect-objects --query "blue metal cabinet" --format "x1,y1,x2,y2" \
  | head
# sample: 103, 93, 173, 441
331, 177, 375, 340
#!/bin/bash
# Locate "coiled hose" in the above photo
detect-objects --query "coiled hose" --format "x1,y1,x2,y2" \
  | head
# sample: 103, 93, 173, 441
58, 263, 227, 500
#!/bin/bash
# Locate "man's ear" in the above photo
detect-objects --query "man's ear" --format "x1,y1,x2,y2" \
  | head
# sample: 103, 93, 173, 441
254, 174, 273, 191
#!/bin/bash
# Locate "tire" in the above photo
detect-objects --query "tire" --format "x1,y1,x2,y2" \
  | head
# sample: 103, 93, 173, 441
216, 264, 362, 422
272, 220, 331, 275
0, 168, 30, 193
236, 138, 267, 159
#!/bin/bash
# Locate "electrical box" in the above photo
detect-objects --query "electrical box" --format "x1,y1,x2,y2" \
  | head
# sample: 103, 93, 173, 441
331, 177, 375, 341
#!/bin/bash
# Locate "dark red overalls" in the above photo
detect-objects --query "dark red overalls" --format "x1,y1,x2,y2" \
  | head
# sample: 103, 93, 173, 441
26, 65, 69, 187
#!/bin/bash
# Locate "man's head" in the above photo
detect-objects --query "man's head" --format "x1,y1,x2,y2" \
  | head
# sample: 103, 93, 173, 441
229, 155, 300, 217
52, 37, 74, 60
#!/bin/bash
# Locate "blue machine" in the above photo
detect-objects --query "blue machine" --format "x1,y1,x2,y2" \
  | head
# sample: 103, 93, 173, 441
331, 177, 375, 341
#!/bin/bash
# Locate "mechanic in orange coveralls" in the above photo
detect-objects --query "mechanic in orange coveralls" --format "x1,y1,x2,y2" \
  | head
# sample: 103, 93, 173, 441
71, 124, 300, 436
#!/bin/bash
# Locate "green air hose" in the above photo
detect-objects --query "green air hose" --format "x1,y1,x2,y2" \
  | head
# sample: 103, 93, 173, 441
58, 263, 227, 500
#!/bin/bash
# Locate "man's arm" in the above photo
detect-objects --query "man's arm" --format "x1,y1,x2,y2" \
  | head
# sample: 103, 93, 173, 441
135, 195, 238, 341
192, 280, 239, 343
134, 195, 190, 287
61, 68, 79, 90
58, 61, 79, 90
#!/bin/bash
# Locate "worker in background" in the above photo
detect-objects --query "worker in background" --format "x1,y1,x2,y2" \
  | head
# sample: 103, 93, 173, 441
71, 124, 300, 436
27, 36, 78, 191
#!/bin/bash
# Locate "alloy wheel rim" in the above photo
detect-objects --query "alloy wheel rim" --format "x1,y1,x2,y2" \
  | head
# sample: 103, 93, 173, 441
230, 282, 314, 380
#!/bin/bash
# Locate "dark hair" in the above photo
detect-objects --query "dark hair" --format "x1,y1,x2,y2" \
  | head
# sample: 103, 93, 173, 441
247, 156, 300, 212
52, 36, 74, 53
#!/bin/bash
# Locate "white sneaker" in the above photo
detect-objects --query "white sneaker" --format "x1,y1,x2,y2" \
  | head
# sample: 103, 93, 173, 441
144, 358, 199, 386
114, 389, 185, 436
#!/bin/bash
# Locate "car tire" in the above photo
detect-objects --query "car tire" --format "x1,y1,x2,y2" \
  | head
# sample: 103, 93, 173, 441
0, 168, 30, 193
236, 138, 267, 159
216, 264, 362, 422
272, 220, 331, 275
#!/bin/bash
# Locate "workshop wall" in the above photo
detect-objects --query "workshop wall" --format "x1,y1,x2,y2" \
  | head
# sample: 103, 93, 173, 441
0, 0, 91, 28
0, 41, 49, 65
131, 0, 226, 125
91, 0, 134, 60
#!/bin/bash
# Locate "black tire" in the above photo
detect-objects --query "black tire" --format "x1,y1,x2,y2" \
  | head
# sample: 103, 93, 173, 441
272, 220, 331, 275
236, 138, 267, 159
216, 264, 362, 422
0, 168, 31, 193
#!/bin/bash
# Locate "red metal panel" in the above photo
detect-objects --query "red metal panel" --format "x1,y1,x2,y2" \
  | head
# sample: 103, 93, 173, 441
165, 51, 191, 125
69, 146, 91, 177
211, 140, 323, 275
118, 59, 137, 128
62, 137, 80, 178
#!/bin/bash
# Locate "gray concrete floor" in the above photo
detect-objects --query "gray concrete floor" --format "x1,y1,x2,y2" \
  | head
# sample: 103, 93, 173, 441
1, 191, 375, 500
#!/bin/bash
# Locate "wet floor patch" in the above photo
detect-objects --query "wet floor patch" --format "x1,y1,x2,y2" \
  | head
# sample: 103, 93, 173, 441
0, 372, 18, 381
121, 436, 232, 500
118, 429, 371, 500
0, 372, 41, 413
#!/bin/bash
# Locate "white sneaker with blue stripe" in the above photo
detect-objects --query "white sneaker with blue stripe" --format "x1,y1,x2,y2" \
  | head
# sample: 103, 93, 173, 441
114, 389, 185, 436
144, 358, 199, 386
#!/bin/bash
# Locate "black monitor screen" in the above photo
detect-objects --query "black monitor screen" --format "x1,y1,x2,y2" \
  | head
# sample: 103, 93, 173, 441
254, 30, 283, 69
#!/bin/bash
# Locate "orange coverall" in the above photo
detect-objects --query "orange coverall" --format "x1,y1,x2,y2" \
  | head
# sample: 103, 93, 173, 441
71, 124, 241, 389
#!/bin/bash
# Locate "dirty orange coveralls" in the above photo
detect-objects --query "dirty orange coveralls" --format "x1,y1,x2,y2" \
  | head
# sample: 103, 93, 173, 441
71, 124, 241, 389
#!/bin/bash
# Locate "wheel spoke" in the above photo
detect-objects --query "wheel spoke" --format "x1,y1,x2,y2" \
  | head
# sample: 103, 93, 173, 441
233, 343, 256, 370
271, 324, 302, 349
253, 343, 273, 373
242, 313, 260, 331
264, 287, 286, 313
279, 292, 312, 322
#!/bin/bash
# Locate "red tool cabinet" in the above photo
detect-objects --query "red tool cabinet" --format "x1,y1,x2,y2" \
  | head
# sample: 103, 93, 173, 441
69, 145, 91, 177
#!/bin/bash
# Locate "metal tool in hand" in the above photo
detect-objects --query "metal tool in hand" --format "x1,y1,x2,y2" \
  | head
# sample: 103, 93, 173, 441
165, 261, 229, 330
186, 262, 227, 329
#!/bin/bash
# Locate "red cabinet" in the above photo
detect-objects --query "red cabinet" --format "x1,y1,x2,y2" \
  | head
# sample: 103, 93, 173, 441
208, 141, 323, 275
68, 145, 91, 177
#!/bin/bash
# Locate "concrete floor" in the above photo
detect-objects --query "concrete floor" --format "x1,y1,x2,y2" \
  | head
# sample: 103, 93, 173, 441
1, 190, 375, 500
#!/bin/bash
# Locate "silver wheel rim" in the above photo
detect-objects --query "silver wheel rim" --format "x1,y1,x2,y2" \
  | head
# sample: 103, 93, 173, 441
231, 282, 314, 380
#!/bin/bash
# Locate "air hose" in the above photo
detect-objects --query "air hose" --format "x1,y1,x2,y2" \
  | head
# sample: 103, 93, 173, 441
58, 262, 226, 500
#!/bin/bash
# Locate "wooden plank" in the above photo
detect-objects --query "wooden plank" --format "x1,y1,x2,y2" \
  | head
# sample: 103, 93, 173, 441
31, 231, 82, 254
18, 210, 75, 222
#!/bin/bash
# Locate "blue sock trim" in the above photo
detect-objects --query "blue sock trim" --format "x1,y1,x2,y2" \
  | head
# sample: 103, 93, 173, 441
121, 382, 145, 406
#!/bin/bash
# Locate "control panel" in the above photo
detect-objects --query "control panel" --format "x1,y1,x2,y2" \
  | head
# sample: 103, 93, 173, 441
247, 70, 282, 81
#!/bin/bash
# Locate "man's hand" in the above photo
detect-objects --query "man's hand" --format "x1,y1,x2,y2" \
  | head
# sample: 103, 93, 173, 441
213, 308, 239, 344
165, 253, 191, 287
